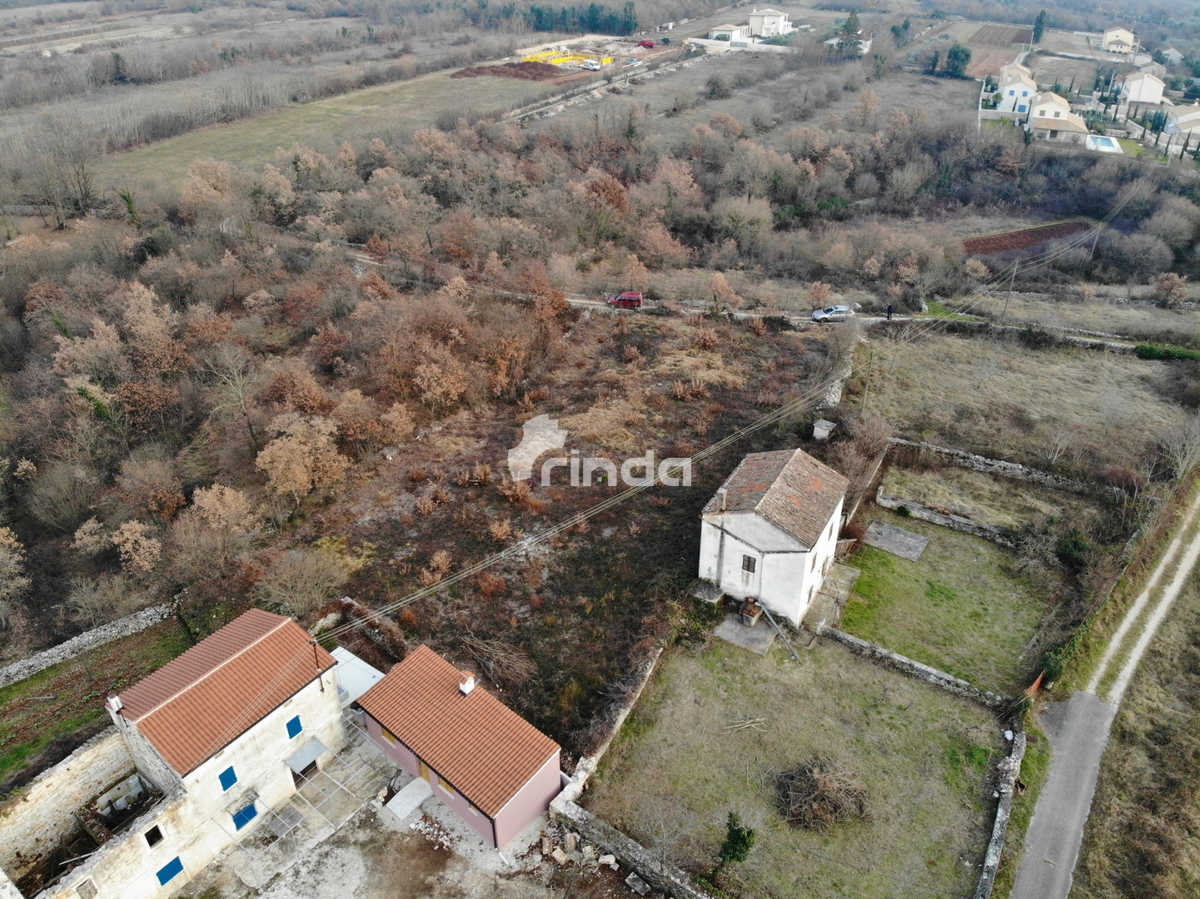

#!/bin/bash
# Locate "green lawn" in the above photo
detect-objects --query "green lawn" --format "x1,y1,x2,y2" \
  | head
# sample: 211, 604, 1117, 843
585, 642, 997, 899
96, 72, 559, 195
0, 620, 189, 791
842, 510, 1049, 694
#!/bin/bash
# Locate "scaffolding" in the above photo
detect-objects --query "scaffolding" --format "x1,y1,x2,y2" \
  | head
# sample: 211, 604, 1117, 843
213, 716, 393, 889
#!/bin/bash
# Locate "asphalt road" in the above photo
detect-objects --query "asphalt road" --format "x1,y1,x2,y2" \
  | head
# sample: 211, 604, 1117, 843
1010, 691, 1118, 899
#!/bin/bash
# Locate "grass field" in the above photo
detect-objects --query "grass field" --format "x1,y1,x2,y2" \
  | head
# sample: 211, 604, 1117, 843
842, 509, 1049, 693
585, 641, 997, 899
96, 72, 559, 194
854, 333, 1188, 465
880, 465, 1104, 531
0, 620, 189, 792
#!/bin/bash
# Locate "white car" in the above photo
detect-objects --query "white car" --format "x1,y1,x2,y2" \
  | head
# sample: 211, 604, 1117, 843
812, 305, 853, 323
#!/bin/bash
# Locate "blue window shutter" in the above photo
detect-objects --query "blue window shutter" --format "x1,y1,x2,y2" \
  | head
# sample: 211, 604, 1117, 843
232, 803, 258, 831
219, 766, 238, 791
156, 857, 184, 885
286, 715, 302, 739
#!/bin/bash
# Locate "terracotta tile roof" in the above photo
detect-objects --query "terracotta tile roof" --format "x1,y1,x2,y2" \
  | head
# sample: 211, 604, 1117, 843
117, 609, 335, 775
357, 645, 559, 817
702, 448, 848, 549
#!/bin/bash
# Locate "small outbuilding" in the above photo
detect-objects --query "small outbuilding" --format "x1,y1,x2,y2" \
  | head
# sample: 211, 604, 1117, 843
357, 646, 561, 849
698, 448, 848, 628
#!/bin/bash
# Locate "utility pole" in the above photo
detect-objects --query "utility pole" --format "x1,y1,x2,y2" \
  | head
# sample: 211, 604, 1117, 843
861, 350, 874, 413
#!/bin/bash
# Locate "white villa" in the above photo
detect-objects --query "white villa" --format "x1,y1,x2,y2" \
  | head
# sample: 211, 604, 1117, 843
1102, 26, 1137, 54
1122, 71, 1166, 105
996, 62, 1037, 113
698, 448, 848, 628
747, 8, 792, 38
1026, 91, 1090, 143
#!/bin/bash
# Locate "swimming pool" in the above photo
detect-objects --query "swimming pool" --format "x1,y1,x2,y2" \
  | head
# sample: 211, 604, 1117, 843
1087, 135, 1125, 153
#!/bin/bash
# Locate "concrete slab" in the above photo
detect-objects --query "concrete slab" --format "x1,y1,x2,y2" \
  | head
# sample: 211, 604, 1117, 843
691, 581, 723, 604
384, 778, 432, 823
863, 521, 930, 561
803, 563, 862, 633
714, 612, 776, 654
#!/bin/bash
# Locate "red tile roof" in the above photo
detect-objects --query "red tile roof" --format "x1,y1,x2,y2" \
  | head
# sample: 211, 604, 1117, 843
357, 645, 559, 817
118, 609, 335, 776
703, 448, 848, 549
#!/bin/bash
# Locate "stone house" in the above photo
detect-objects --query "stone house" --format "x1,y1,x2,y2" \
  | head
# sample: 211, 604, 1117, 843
357, 645, 561, 850
698, 448, 848, 628
0, 610, 347, 899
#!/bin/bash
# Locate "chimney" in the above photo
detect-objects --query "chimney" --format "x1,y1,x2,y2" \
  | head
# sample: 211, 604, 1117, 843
459, 676, 476, 696
716, 487, 727, 511
106, 694, 123, 713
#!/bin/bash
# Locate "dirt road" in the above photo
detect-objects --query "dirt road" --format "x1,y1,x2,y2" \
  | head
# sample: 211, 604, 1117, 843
1010, 487, 1200, 899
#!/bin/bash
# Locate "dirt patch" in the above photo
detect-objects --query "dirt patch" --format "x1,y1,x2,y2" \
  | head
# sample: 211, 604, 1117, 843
969, 24, 1028, 47
452, 61, 563, 81
963, 220, 1091, 255
967, 47, 1019, 78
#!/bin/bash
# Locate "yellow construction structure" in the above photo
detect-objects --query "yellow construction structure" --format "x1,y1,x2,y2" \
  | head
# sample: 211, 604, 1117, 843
523, 49, 614, 66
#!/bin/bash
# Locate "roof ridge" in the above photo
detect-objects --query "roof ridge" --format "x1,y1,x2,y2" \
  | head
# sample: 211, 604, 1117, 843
128, 615, 291, 724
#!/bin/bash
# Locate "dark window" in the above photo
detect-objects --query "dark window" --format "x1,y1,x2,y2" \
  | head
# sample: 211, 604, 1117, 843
144, 825, 163, 847
742, 555, 756, 573
286, 715, 302, 739
156, 857, 183, 886
218, 766, 237, 791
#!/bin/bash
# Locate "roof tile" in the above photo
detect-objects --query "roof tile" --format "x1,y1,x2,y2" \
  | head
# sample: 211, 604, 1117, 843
118, 609, 334, 776
357, 646, 559, 817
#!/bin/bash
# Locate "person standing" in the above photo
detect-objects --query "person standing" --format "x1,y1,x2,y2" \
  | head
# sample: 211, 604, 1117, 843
886, 303, 895, 321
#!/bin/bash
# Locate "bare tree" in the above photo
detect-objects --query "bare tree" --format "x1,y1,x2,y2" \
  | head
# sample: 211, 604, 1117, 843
26, 113, 101, 227
1161, 413, 1200, 479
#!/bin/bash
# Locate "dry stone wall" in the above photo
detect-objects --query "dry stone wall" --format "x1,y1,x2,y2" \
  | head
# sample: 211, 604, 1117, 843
0, 606, 169, 690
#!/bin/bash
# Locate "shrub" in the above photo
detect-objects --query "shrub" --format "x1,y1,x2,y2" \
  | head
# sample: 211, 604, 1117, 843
1136, 344, 1200, 362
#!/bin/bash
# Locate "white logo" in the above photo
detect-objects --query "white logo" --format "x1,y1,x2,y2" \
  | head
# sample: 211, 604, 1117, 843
507, 415, 569, 481
507, 416, 691, 487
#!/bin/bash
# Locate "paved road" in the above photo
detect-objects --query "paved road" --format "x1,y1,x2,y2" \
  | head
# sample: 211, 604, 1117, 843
1010, 690, 1117, 899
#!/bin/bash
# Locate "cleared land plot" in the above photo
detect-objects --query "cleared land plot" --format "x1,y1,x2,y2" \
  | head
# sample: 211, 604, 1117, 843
967, 47, 1018, 78
962, 220, 1090, 254
1039, 30, 1105, 57
96, 72, 559, 193
880, 465, 1106, 532
1026, 52, 1102, 92
0, 620, 189, 793
585, 641, 997, 899
855, 333, 1188, 465
970, 24, 1029, 47
843, 509, 1049, 692
964, 292, 1200, 345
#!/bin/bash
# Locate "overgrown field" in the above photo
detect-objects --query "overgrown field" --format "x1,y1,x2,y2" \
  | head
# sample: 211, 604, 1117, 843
0, 620, 188, 795
880, 464, 1107, 531
585, 641, 998, 899
842, 509, 1050, 693
852, 331, 1188, 469
1071, 575, 1200, 899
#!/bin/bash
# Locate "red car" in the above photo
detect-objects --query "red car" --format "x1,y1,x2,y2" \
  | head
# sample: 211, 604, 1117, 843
607, 291, 643, 309
638, 39, 656, 48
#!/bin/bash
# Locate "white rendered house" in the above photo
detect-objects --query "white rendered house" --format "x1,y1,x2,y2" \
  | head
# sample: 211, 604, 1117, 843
1121, 71, 1165, 105
698, 448, 848, 628
747, 8, 792, 38
996, 63, 1037, 113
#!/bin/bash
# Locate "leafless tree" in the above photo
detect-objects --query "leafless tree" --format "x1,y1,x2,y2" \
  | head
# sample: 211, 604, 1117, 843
26, 112, 101, 227
1160, 413, 1200, 479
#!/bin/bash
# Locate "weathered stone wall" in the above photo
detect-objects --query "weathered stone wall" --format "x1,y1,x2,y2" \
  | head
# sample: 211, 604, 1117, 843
875, 489, 1017, 548
552, 798, 716, 899
0, 729, 136, 883
818, 627, 1010, 710
887, 438, 1113, 497
974, 728, 1027, 899
0, 606, 170, 691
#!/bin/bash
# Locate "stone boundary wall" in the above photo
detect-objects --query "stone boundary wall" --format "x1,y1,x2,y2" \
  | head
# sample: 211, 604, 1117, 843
552, 798, 717, 899
818, 626, 1010, 710
886, 437, 1113, 497
0, 605, 170, 691
875, 489, 1017, 548
973, 728, 1027, 899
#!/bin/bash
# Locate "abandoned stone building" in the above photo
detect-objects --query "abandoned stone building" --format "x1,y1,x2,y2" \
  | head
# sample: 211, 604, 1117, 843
0, 610, 350, 899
